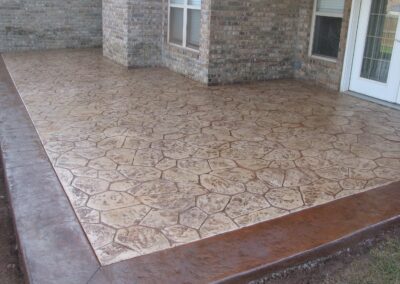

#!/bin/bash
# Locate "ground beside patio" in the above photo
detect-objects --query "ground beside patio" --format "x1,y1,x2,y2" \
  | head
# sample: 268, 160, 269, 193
3, 49, 400, 265
0, 159, 24, 284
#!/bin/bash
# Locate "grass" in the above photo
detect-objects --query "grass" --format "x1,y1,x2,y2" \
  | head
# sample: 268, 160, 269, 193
325, 236, 400, 284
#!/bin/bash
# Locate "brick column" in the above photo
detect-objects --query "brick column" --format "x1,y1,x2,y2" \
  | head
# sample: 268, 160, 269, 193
103, 0, 163, 67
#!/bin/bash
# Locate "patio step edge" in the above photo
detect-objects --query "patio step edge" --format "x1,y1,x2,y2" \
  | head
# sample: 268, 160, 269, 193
0, 54, 100, 284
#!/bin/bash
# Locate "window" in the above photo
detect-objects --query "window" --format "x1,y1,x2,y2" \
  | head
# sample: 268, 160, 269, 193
169, 0, 201, 50
310, 0, 345, 59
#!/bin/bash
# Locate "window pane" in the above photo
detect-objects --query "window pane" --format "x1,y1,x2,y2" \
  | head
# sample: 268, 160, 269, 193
188, 0, 201, 8
312, 16, 342, 58
361, 0, 398, 83
317, 0, 345, 14
187, 9, 201, 49
171, 0, 185, 5
170, 7, 184, 45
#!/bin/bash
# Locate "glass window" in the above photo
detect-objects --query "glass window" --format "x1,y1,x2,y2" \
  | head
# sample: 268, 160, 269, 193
188, 0, 201, 7
187, 9, 201, 48
169, 0, 202, 50
169, 8, 184, 45
317, 0, 345, 14
360, 0, 398, 82
311, 0, 345, 59
312, 16, 342, 58
171, 0, 185, 4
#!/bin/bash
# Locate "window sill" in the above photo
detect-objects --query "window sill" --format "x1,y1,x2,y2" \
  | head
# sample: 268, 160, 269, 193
309, 54, 338, 63
168, 42, 200, 54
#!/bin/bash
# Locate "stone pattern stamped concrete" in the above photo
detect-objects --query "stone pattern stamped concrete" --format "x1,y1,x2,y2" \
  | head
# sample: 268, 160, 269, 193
3, 49, 400, 265
0, 55, 100, 284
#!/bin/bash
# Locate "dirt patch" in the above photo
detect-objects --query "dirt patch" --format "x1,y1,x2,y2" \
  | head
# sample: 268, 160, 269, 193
253, 225, 400, 284
0, 161, 24, 284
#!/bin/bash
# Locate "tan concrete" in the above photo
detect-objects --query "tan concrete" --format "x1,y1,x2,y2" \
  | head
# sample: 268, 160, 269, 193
3, 49, 400, 265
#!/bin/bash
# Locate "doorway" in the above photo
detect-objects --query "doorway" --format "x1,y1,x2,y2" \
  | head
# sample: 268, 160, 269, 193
349, 0, 400, 103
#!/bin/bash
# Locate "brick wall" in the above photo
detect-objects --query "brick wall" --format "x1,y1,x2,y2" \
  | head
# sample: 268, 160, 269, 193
103, 0, 163, 67
0, 0, 353, 90
104, 0, 210, 81
0, 0, 102, 52
102, 0, 353, 90
161, 0, 301, 86
127, 0, 163, 67
206, 0, 352, 89
207, 0, 297, 85
0, 0, 352, 90
294, 0, 353, 90
161, 0, 211, 84
103, 0, 129, 65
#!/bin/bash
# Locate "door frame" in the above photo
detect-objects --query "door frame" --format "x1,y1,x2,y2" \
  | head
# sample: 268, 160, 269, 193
340, 0, 362, 93
398, 81, 400, 104
340, 0, 400, 102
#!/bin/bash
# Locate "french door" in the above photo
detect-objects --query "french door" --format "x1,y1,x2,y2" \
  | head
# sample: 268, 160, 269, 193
349, 0, 400, 103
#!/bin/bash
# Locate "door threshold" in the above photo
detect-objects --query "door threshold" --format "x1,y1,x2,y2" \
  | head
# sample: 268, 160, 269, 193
344, 91, 400, 111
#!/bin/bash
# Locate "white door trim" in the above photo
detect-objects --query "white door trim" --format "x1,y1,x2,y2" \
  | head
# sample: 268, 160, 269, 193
349, 0, 400, 102
340, 0, 362, 92
398, 75, 400, 104
397, 28, 400, 104
341, 0, 400, 103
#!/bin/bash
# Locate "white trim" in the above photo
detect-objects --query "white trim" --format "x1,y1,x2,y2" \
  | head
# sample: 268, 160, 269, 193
346, 91, 400, 110
168, 0, 201, 51
167, 2, 171, 44
396, 27, 400, 104
315, 11, 343, 18
344, 0, 400, 102
183, 4, 187, 48
340, 0, 362, 92
397, 82, 400, 104
310, 54, 338, 63
309, 0, 345, 59
168, 42, 200, 53
308, 0, 318, 57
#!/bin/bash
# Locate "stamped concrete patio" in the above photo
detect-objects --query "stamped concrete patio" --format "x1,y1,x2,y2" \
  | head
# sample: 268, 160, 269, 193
3, 49, 400, 266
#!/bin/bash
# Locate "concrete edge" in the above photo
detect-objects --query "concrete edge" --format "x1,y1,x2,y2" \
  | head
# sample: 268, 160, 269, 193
87, 181, 400, 283
218, 215, 400, 283
0, 55, 100, 284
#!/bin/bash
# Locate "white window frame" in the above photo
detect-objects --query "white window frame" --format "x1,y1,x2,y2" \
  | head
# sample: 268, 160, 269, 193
309, 0, 345, 62
168, 0, 201, 52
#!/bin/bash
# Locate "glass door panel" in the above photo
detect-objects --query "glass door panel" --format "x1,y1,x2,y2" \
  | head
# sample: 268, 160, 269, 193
360, 0, 398, 83
349, 0, 400, 103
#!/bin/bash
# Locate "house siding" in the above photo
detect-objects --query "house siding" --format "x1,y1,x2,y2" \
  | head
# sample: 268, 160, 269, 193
0, 0, 102, 52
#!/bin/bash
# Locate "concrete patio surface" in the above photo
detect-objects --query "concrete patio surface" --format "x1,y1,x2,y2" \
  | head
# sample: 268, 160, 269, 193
3, 49, 400, 266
